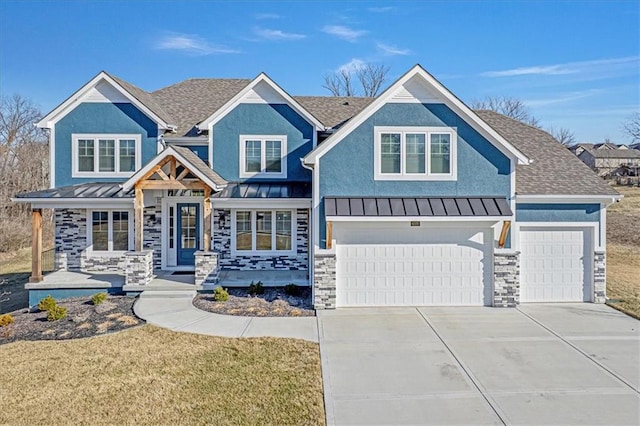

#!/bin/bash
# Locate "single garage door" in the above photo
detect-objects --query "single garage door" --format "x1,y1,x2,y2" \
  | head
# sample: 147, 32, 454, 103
335, 223, 492, 307
519, 227, 592, 302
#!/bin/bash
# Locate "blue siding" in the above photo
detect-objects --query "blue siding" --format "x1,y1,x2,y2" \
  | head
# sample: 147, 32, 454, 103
212, 104, 314, 181
55, 103, 158, 187
516, 203, 601, 222
29, 287, 122, 307
317, 103, 512, 246
183, 145, 208, 162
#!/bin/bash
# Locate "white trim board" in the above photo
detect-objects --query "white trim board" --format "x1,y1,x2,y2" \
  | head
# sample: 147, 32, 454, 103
12, 198, 134, 209
516, 194, 621, 206
198, 73, 324, 130
37, 71, 174, 130
513, 221, 600, 251
303, 64, 530, 166
327, 216, 504, 224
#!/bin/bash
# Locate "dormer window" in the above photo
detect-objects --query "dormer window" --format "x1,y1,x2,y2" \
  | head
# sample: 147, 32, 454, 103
72, 134, 141, 177
374, 126, 457, 181
239, 135, 287, 178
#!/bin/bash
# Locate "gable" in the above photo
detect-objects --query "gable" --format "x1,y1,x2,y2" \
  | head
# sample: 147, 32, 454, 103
304, 64, 529, 166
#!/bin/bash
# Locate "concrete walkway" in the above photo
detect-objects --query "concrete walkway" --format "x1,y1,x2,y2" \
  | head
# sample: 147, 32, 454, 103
133, 290, 318, 342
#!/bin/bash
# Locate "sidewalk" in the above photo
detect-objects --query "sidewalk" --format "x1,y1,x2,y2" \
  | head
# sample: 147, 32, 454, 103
133, 291, 318, 342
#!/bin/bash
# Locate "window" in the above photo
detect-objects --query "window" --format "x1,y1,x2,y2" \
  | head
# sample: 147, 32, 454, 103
374, 127, 456, 180
88, 210, 132, 253
239, 136, 287, 178
72, 134, 141, 177
233, 210, 294, 253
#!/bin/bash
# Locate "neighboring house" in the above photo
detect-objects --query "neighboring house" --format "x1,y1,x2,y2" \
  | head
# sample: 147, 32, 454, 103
568, 143, 595, 156
14, 65, 620, 309
577, 147, 640, 176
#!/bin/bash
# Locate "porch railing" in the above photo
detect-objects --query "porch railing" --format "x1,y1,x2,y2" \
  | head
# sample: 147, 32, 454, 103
42, 248, 55, 273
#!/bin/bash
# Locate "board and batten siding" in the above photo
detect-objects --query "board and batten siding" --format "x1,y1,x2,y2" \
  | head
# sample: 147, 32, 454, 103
55, 103, 159, 187
317, 103, 513, 247
212, 104, 314, 182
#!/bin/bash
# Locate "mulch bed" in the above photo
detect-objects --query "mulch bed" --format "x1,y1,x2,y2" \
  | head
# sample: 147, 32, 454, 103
194, 287, 315, 317
0, 295, 143, 345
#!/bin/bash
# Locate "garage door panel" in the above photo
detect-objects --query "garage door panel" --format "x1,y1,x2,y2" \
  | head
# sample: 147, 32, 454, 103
520, 227, 592, 303
336, 225, 491, 307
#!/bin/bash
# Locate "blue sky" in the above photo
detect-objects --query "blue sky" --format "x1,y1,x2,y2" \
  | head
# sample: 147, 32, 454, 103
1, 0, 638, 143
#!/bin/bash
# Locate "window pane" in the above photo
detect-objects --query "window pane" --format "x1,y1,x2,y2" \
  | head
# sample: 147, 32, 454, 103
92, 211, 108, 251
98, 139, 115, 172
255, 211, 272, 250
119, 139, 136, 172
380, 133, 401, 173
430, 133, 451, 174
275, 211, 292, 251
78, 139, 94, 172
169, 206, 174, 249
245, 140, 262, 173
236, 211, 252, 251
405, 133, 426, 174
265, 140, 282, 173
112, 211, 129, 251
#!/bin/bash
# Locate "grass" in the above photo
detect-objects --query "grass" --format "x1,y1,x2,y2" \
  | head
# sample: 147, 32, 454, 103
606, 186, 640, 319
0, 325, 324, 425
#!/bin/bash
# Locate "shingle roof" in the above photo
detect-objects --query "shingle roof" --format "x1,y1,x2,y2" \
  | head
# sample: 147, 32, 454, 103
171, 146, 227, 187
475, 110, 619, 196
152, 78, 251, 136
294, 96, 375, 129
107, 73, 175, 126
582, 149, 640, 159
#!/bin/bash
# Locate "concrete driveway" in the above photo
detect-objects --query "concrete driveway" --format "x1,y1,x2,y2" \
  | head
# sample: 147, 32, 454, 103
318, 304, 640, 425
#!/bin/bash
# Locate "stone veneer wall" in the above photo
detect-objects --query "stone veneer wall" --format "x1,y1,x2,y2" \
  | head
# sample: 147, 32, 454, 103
213, 208, 309, 271
143, 198, 162, 270
55, 209, 127, 272
313, 252, 336, 309
493, 250, 520, 308
124, 250, 153, 286
195, 251, 219, 286
593, 251, 606, 303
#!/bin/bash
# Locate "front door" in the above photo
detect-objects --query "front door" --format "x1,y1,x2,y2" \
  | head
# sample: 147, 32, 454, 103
177, 203, 199, 266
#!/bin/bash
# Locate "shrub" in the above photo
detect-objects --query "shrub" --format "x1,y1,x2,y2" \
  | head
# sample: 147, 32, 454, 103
284, 283, 301, 296
92, 292, 108, 305
248, 281, 265, 295
0, 313, 14, 327
38, 295, 57, 312
213, 287, 229, 302
46, 305, 67, 322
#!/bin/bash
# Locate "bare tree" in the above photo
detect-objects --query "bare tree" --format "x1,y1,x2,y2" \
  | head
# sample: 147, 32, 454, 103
0, 94, 50, 252
622, 112, 640, 142
323, 63, 389, 97
547, 126, 577, 146
471, 96, 540, 127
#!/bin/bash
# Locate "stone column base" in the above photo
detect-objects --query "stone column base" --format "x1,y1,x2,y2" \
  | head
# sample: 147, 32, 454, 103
314, 251, 336, 309
195, 251, 220, 286
594, 251, 606, 303
124, 250, 153, 287
493, 250, 520, 308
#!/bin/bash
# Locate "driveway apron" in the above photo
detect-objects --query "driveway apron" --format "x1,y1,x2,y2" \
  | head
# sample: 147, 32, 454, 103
318, 305, 640, 426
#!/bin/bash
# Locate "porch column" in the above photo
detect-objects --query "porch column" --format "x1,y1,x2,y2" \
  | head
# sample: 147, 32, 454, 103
29, 208, 43, 283
134, 186, 144, 251
203, 187, 211, 251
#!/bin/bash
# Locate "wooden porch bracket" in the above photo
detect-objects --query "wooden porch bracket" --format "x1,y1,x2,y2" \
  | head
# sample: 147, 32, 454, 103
498, 220, 511, 249
326, 221, 333, 249
29, 208, 43, 283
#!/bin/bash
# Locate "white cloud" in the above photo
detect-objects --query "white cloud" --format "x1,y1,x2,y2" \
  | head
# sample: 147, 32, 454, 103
322, 25, 368, 42
154, 33, 239, 55
254, 27, 306, 40
368, 6, 394, 12
523, 90, 603, 107
481, 56, 639, 77
255, 13, 280, 19
338, 58, 366, 74
377, 42, 410, 56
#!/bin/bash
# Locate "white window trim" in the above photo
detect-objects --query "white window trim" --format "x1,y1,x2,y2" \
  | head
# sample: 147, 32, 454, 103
72, 133, 142, 178
238, 135, 287, 179
373, 126, 457, 181
86, 210, 134, 257
230, 209, 296, 256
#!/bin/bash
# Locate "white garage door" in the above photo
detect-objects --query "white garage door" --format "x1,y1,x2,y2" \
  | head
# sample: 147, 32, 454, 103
335, 223, 492, 307
519, 227, 592, 302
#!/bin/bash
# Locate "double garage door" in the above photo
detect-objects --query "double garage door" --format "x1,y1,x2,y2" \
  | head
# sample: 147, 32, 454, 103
335, 223, 493, 307
334, 223, 593, 307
